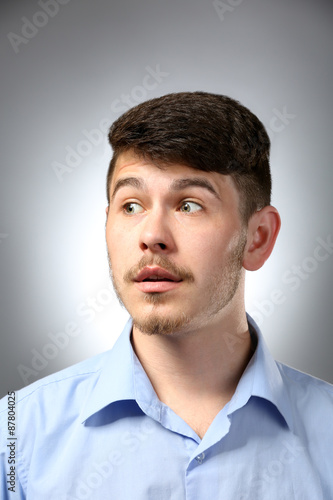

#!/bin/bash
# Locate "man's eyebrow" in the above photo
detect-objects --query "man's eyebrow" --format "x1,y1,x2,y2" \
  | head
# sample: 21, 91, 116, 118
110, 176, 221, 201
170, 177, 221, 200
111, 177, 147, 201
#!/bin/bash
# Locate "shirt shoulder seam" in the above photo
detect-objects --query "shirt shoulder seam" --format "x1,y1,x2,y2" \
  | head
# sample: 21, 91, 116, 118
0, 365, 103, 414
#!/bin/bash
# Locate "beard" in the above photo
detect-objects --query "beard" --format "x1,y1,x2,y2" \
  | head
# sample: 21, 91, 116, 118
108, 230, 247, 337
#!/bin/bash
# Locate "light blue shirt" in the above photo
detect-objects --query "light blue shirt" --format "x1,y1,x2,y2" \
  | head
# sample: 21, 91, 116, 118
1, 315, 333, 499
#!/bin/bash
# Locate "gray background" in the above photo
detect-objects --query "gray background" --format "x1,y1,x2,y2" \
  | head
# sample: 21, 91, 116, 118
0, 0, 332, 398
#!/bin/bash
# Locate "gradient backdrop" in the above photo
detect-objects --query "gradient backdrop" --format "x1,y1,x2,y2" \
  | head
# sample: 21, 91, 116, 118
0, 0, 332, 397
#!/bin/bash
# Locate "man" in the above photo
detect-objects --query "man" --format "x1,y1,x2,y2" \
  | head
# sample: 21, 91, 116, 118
1, 92, 332, 499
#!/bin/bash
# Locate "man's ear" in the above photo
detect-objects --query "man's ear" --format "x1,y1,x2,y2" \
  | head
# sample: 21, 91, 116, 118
242, 206, 281, 271
105, 206, 109, 216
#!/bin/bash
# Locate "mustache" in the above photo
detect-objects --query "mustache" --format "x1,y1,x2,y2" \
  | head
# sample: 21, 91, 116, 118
123, 255, 195, 283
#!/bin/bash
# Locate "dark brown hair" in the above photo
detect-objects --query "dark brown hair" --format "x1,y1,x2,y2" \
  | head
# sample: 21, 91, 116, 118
106, 91, 271, 223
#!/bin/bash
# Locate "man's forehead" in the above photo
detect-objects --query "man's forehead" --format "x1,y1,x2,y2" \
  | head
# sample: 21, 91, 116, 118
111, 150, 234, 190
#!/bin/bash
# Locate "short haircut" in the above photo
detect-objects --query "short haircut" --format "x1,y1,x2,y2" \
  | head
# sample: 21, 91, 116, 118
106, 91, 271, 223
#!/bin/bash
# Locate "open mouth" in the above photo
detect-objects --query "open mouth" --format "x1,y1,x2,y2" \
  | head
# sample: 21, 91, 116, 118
135, 267, 182, 283
142, 275, 175, 282
134, 267, 183, 292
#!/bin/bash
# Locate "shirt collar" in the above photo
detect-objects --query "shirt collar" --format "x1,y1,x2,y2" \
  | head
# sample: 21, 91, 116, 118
80, 318, 135, 423
81, 315, 294, 432
226, 313, 294, 432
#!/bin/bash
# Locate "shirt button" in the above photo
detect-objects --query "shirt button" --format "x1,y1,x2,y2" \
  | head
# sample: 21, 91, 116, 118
195, 452, 205, 464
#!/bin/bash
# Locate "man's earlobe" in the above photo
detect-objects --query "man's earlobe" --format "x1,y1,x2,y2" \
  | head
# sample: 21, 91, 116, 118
106, 206, 109, 216
243, 206, 281, 271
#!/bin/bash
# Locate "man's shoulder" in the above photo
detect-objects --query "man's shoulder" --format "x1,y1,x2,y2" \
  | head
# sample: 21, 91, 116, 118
276, 361, 333, 424
0, 349, 110, 418
277, 361, 333, 398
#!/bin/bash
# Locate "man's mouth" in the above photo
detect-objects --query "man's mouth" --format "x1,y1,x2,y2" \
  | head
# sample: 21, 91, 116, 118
142, 275, 174, 282
135, 267, 182, 283
134, 266, 183, 293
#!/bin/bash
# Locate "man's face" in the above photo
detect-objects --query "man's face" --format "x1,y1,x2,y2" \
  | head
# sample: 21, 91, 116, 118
106, 151, 247, 337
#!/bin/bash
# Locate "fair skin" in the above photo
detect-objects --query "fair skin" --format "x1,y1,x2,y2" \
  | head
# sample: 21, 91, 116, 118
106, 150, 280, 438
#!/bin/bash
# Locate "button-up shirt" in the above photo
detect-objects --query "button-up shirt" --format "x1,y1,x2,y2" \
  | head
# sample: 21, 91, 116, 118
1, 315, 333, 499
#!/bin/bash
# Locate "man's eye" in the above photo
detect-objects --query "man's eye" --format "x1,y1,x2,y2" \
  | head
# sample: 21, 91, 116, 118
123, 202, 144, 214
179, 201, 202, 213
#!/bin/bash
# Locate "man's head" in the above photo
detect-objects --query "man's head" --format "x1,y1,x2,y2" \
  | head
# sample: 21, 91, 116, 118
105, 92, 280, 337
106, 91, 272, 225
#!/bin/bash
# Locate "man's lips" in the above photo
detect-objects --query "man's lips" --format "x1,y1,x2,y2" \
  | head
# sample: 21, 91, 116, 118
134, 266, 182, 283
133, 266, 183, 293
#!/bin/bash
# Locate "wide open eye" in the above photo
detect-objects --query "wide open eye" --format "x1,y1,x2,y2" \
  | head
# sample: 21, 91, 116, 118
179, 201, 203, 213
123, 202, 144, 215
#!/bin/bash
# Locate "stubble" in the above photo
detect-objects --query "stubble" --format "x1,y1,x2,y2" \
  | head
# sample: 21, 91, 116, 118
108, 230, 247, 336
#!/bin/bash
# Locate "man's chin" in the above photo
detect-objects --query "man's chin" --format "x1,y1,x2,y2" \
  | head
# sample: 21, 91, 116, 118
113, 282, 191, 335
142, 291, 171, 305
132, 312, 191, 336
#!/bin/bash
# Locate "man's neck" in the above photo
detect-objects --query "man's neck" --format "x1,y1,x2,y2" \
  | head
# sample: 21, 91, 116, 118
131, 310, 254, 437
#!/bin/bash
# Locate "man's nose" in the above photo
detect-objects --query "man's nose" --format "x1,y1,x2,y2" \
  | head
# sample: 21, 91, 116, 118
139, 209, 176, 253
